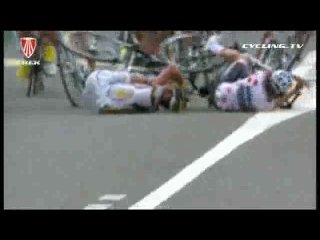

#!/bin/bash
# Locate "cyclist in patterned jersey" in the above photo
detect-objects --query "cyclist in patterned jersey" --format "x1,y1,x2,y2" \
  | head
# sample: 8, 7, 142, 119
204, 35, 307, 112
81, 64, 188, 113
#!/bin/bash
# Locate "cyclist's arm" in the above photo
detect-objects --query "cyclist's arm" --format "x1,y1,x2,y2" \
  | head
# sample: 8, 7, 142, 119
293, 75, 308, 89
39, 31, 59, 46
152, 64, 184, 86
206, 36, 243, 62
274, 76, 306, 108
130, 75, 153, 86
256, 31, 274, 58
133, 31, 174, 55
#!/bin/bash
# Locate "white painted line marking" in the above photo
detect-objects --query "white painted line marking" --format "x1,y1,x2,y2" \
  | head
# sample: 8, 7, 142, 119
84, 204, 112, 210
129, 109, 314, 209
99, 194, 126, 201
4, 58, 22, 67
129, 51, 316, 210
83, 194, 127, 209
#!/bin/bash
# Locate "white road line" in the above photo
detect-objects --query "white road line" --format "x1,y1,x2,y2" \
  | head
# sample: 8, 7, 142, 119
4, 58, 22, 67
83, 194, 126, 209
129, 51, 316, 210
99, 194, 126, 201
84, 204, 112, 210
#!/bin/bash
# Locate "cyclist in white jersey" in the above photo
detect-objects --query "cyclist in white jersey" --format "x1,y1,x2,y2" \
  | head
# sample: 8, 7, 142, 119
81, 64, 188, 113
205, 35, 307, 112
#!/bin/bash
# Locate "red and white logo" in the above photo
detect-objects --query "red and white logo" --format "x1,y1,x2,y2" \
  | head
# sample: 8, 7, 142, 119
20, 37, 37, 59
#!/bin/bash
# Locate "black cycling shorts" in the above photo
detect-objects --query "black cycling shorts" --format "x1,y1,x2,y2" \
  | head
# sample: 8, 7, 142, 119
220, 61, 250, 83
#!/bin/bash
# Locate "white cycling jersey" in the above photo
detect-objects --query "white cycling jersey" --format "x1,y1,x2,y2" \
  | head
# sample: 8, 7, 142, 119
215, 71, 276, 111
81, 70, 154, 110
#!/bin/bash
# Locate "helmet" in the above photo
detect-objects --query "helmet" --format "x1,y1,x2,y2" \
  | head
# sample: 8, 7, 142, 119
270, 70, 294, 94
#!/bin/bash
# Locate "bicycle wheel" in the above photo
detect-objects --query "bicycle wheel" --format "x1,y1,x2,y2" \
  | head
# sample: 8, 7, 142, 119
59, 31, 120, 62
160, 32, 223, 92
57, 44, 86, 107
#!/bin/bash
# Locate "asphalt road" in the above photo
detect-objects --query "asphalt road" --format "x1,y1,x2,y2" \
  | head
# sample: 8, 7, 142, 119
3, 31, 316, 209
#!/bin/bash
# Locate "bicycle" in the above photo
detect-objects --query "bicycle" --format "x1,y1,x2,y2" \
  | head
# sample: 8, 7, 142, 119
159, 31, 242, 104
57, 31, 135, 107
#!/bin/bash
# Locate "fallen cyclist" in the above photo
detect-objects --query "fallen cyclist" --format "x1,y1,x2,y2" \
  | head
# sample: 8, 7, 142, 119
202, 35, 308, 112
80, 64, 188, 114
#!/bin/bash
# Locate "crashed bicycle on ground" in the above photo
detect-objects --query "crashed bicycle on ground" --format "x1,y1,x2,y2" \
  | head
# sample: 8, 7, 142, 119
56, 31, 155, 107
56, 31, 308, 111
160, 31, 309, 111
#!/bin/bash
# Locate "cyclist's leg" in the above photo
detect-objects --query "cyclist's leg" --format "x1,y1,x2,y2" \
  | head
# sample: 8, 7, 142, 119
220, 59, 250, 83
200, 47, 250, 97
80, 32, 97, 71
215, 47, 251, 83
293, 31, 311, 62
256, 31, 274, 58
203, 38, 250, 95
37, 31, 59, 76
153, 64, 184, 86
256, 31, 274, 59
81, 70, 112, 110
294, 31, 309, 44
134, 31, 174, 55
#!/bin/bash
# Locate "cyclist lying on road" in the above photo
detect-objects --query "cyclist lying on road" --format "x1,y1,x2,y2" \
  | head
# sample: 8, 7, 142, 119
81, 64, 188, 113
203, 35, 307, 112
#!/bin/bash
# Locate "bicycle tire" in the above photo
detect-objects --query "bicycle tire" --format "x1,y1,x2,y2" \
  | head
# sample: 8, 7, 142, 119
57, 44, 84, 107
59, 31, 129, 63
26, 67, 34, 97
160, 33, 218, 68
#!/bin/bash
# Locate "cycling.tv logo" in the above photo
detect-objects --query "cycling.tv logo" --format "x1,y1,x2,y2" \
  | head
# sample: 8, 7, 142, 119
242, 43, 304, 49
20, 37, 40, 65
